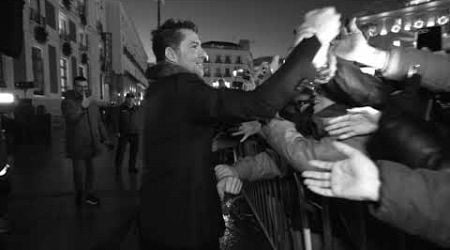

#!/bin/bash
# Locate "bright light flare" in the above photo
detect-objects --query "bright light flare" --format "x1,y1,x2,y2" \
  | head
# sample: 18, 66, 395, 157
0, 93, 15, 104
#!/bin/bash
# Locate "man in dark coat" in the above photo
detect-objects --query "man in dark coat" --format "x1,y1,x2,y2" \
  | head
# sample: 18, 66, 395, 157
115, 93, 140, 174
139, 10, 341, 250
61, 76, 110, 206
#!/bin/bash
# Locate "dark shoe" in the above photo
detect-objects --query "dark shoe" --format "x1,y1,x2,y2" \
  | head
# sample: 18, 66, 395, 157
85, 194, 100, 206
75, 192, 83, 206
128, 168, 138, 174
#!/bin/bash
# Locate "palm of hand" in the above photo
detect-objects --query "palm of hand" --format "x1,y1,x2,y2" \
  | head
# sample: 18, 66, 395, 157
333, 32, 367, 62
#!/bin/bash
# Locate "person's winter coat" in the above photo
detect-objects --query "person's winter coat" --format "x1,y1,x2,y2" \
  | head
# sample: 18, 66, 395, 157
371, 160, 450, 248
61, 90, 108, 159
383, 47, 450, 92
139, 37, 321, 248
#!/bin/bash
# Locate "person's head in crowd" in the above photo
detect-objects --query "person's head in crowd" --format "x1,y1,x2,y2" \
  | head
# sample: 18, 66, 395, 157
74, 76, 89, 97
151, 19, 208, 77
125, 93, 135, 107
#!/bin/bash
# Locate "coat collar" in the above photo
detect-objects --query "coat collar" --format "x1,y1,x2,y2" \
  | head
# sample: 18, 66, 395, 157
148, 62, 193, 80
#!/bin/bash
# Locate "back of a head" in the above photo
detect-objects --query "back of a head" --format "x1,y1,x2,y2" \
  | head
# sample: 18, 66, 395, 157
151, 19, 198, 62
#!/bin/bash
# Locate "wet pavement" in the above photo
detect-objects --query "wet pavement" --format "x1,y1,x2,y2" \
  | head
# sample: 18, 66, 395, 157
0, 125, 270, 250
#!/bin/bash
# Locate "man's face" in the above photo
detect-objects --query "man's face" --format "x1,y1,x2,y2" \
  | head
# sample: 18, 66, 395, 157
75, 80, 89, 96
173, 29, 208, 77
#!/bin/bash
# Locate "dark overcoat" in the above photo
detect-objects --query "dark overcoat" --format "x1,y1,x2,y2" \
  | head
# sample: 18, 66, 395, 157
61, 90, 107, 159
139, 37, 320, 248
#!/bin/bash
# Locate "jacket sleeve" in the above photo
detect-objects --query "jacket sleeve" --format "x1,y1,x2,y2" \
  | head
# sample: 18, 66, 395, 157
261, 118, 369, 172
367, 112, 449, 170
382, 48, 450, 92
332, 59, 388, 107
370, 160, 450, 247
183, 37, 320, 124
61, 99, 85, 124
233, 149, 283, 181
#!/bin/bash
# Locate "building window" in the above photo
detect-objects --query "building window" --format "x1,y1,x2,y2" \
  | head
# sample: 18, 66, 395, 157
0, 54, 5, 88
224, 68, 231, 77
215, 55, 222, 64
225, 55, 231, 64
60, 58, 68, 93
45, 0, 56, 29
78, 65, 86, 78
59, 14, 69, 40
214, 68, 222, 77
236, 56, 242, 64
32, 47, 45, 95
69, 20, 77, 42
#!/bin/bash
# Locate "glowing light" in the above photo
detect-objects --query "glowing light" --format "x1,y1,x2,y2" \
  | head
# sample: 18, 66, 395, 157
391, 25, 401, 33
393, 40, 401, 47
212, 81, 219, 88
413, 19, 424, 29
437, 15, 449, 25
391, 18, 402, 33
380, 27, 388, 36
404, 21, 412, 31
224, 81, 231, 88
426, 16, 435, 27
0, 93, 14, 104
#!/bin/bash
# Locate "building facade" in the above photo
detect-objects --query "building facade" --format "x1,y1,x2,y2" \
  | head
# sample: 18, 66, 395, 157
105, 0, 148, 104
202, 40, 253, 89
0, 0, 148, 116
357, 0, 450, 51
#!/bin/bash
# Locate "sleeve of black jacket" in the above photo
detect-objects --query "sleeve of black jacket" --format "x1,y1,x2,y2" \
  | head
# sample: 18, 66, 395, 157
367, 113, 450, 170
181, 37, 320, 124
370, 160, 450, 247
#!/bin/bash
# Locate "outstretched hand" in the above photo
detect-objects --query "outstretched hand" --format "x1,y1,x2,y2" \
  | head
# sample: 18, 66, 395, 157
302, 141, 380, 201
296, 7, 341, 46
232, 120, 262, 142
332, 18, 371, 62
324, 106, 381, 140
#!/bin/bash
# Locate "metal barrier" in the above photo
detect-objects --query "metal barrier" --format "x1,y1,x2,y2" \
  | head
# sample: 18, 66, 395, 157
242, 174, 311, 250
230, 139, 332, 250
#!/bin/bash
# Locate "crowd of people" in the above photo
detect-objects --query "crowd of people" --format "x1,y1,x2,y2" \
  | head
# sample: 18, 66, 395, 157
55, 5, 450, 250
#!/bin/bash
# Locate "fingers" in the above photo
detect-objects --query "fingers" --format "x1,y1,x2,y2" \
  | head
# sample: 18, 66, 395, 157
327, 126, 353, 137
240, 134, 249, 143
303, 178, 331, 188
324, 114, 351, 126
302, 170, 331, 180
308, 160, 333, 171
225, 177, 243, 195
347, 17, 359, 33
231, 130, 245, 136
331, 141, 359, 157
324, 120, 351, 132
306, 185, 334, 197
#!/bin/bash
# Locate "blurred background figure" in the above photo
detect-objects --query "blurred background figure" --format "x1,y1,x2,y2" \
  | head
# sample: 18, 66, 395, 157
115, 93, 140, 174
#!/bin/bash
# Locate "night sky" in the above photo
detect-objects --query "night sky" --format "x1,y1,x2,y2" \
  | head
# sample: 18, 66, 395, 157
119, 0, 403, 62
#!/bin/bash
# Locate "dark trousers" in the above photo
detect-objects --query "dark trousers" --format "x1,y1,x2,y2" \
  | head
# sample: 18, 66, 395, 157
72, 158, 94, 194
115, 134, 139, 171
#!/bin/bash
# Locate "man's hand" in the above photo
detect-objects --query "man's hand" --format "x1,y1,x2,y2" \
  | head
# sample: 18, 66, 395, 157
216, 176, 243, 201
332, 18, 389, 71
232, 120, 262, 142
215, 164, 239, 180
302, 141, 380, 201
81, 93, 91, 109
324, 107, 381, 140
296, 7, 341, 46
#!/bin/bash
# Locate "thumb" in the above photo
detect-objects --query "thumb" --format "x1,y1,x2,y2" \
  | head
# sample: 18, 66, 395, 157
332, 141, 360, 158
347, 17, 359, 33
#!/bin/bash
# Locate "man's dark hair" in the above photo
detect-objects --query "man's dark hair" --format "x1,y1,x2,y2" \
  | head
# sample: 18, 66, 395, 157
74, 76, 87, 83
151, 19, 198, 62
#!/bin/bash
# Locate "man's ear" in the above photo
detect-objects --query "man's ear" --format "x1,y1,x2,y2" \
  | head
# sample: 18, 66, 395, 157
165, 47, 178, 63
